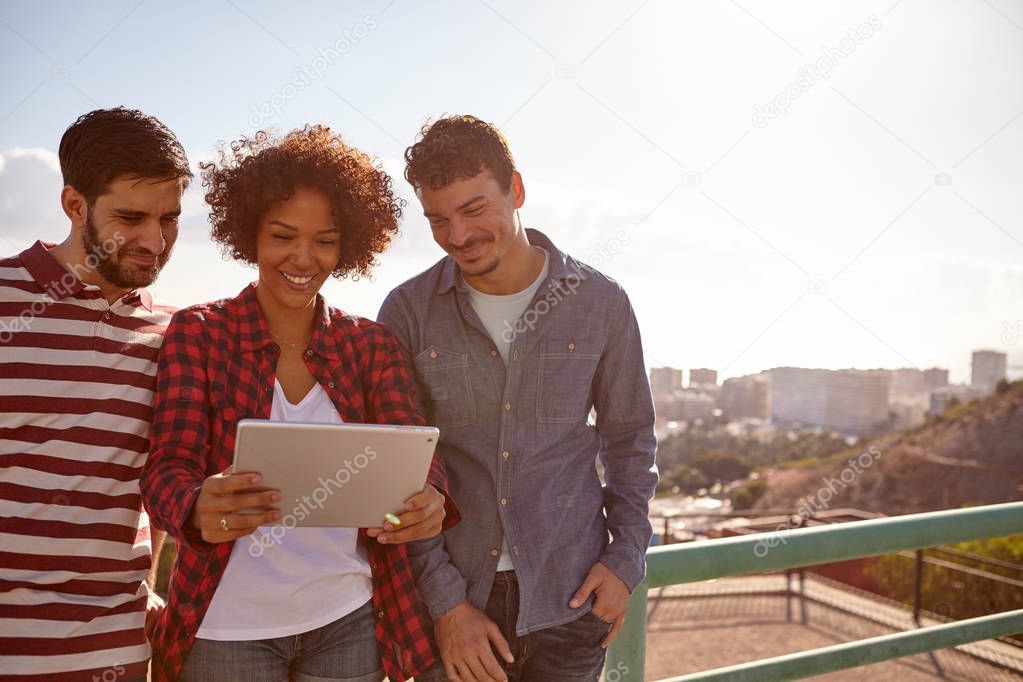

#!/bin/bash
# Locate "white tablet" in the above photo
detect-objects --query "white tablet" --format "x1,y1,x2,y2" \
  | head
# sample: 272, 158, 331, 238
232, 419, 439, 528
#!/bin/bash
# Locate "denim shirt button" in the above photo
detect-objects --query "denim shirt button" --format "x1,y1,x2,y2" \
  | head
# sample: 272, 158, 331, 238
504, 402, 511, 411
502, 450, 510, 460
430, 350, 438, 359
490, 349, 498, 358
490, 548, 499, 556
500, 498, 508, 506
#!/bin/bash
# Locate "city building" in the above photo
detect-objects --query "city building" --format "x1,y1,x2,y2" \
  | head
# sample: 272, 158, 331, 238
766, 367, 892, 436
719, 374, 769, 420
929, 384, 984, 415
689, 368, 718, 388
971, 350, 1007, 396
650, 366, 683, 399
923, 367, 949, 392
825, 369, 892, 436
889, 368, 924, 398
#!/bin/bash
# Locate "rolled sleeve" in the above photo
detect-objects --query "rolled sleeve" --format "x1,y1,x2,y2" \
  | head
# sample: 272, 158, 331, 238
140, 310, 216, 555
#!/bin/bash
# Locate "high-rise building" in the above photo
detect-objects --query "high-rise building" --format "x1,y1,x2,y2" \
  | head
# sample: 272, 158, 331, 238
719, 374, 769, 419
826, 369, 892, 435
649, 367, 683, 399
890, 368, 924, 397
766, 367, 892, 436
923, 368, 949, 392
766, 368, 829, 427
971, 350, 1007, 395
689, 368, 718, 388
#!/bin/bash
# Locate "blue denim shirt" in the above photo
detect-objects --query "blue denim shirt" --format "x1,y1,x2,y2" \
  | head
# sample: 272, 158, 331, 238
378, 228, 657, 635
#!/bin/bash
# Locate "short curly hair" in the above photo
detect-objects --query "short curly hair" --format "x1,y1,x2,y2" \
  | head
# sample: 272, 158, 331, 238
201, 125, 403, 279
404, 115, 516, 192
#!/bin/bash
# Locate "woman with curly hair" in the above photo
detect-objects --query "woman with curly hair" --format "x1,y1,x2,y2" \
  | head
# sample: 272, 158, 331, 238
141, 126, 456, 682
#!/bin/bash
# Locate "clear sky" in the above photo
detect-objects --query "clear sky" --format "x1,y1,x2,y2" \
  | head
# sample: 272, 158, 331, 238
1, 0, 1021, 382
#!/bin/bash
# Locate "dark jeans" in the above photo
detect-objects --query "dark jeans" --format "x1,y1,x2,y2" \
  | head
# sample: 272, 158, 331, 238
416, 571, 609, 682
180, 600, 383, 682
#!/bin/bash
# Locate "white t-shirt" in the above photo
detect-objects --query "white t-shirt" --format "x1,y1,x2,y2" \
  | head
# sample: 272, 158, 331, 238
464, 248, 550, 571
196, 380, 373, 641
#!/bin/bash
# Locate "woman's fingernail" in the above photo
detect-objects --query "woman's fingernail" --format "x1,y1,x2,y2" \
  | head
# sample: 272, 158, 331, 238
271, 493, 281, 502
251, 475, 261, 484
272, 511, 282, 520
378, 534, 388, 543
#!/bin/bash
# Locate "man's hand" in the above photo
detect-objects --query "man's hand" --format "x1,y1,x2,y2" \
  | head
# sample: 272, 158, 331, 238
367, 484, 446, 544
434, 601, 514, 682
569, 562, 630, 647
145, 591, 165, 641
190, 469, 281, 543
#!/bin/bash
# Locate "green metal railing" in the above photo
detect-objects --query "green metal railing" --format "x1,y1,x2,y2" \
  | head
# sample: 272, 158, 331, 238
606, 501, 1023, 681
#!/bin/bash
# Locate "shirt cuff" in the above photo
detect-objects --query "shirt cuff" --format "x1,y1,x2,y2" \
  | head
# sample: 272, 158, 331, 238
171, 483, 217, 556
418, 562, 468, 620
599, 545, 647, 592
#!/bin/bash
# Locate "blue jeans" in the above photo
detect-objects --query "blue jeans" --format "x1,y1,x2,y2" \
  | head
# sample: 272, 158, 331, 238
180, 601, 383, 682
416, 572, 609, 682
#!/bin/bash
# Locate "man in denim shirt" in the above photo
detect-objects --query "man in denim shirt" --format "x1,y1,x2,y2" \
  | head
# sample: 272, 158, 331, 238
379, 115, 657, 682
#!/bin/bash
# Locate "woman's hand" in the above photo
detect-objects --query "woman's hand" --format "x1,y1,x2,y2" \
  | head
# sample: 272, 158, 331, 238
190, 469, 282, 543
367, 484, 446, 544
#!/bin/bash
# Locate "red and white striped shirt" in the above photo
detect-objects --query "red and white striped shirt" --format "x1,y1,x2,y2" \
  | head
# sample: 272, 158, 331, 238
0, 241, 174, 681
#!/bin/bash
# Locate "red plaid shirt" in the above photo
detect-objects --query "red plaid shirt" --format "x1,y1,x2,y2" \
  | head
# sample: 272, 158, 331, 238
140, 283, 457, 681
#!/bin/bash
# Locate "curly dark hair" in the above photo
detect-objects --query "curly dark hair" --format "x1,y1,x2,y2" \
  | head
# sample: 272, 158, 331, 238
404, 115, 516, 192
200, 125, 403, 279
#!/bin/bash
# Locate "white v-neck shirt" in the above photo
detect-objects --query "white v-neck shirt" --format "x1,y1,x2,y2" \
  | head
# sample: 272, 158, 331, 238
196, 380, 373, 641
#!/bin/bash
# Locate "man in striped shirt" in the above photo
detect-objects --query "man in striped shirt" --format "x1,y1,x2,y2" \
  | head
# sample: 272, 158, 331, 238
0, 108, 191, 681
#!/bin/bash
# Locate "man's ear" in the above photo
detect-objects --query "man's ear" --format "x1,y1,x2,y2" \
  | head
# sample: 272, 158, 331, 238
61, 185, 88, 230
510, 171, 525, 209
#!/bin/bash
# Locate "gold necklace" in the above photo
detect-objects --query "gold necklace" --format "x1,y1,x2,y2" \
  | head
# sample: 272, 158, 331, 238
268, 329, 311, 350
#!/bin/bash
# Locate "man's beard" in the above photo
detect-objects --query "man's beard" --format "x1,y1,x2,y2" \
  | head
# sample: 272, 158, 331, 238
82, 213, 171, 289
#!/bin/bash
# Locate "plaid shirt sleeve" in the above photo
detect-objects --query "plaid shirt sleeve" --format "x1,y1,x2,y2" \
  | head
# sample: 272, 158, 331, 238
140, 308, 216, 554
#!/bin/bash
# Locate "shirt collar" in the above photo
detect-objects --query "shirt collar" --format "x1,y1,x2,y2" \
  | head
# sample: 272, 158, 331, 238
20, 240, 85, 300
230, 282, 337, 357
436, 228, 585, 295
19, 240, 155, 311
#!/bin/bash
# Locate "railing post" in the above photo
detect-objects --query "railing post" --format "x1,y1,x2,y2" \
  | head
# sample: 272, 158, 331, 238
605, 581, 649, 681
913, 549, 924, 623
798, 568, 807, 625
785, 569, 793, 622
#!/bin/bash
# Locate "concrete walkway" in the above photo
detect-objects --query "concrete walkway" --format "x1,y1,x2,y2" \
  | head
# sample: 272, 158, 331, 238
642, 574, 1023, 681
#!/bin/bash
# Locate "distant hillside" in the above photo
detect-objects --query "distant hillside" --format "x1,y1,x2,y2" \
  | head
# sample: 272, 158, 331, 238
755, 381, 1023, 515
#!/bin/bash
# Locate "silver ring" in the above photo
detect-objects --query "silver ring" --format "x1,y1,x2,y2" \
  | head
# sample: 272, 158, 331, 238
219, 514, 229, 532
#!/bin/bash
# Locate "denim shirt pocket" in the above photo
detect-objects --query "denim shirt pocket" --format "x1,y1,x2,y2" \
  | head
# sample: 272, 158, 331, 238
414, 345, 476, 429
537, 338, 602, 423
